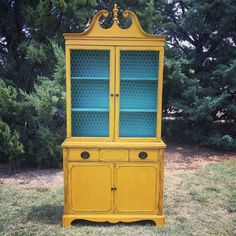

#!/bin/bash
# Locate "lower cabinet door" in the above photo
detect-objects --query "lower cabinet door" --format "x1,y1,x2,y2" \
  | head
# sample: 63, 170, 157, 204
115, 163, 160, 212
70, 163, 113, 212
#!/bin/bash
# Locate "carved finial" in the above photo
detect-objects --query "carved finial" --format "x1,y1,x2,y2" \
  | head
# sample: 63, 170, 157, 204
113, 4, 118, 22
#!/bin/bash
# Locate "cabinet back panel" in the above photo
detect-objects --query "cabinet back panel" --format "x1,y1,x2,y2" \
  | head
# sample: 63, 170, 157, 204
120, 51, 158, 79
72, 111, 109, 137
119, 112, 157, 137
120, 80, 157, 110
71, 50, 109, 78
71, 79, 109, 109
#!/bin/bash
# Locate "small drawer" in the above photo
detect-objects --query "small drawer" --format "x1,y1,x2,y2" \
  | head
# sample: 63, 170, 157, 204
130, 150, 159, 161
100, 149, 128, 161
68, 149, 99, 161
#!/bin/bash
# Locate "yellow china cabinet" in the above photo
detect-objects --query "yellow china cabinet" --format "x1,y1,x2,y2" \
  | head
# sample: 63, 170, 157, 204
62, 4, 166, 227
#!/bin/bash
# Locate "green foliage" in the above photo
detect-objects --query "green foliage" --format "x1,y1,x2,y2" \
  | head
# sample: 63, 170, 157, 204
159, 0, 236, 150
0, 79, 26, 166
24, 44, 65, 167
0, 1, 235, 167
0, 43, 65, 167
0, 119, 24, 165
23, 43, 65, 167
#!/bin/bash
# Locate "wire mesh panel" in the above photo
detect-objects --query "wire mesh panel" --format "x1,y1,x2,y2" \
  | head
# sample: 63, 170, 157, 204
120, 51, 158, 79
120, 112, 157, 137
71, 79, 109, 109
120, 80, 157, 110
71, 50, 109, 78
119, 50, 159, 138
71, 50, 110, 137
72, 111, 109, 137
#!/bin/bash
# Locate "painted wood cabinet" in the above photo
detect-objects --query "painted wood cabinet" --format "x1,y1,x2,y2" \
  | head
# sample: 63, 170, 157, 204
115, 163, 160, 213
62, 4, 166, 227
70, 163, 113, 212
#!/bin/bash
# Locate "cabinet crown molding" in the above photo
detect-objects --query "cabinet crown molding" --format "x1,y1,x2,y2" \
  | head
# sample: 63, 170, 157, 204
64, 4, 167, 39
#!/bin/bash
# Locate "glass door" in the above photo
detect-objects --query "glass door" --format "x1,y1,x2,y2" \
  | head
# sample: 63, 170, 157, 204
115, 47, 163, 141
68, 46, 115, 140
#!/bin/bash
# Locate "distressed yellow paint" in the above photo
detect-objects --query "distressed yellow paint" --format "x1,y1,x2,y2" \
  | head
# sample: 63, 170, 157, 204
157, 48, 165, 139
129, 150, 160, 162
115, 163, 160, 212
62, 4, 166, 227
70, 163, 113, 212
68, 148, 99, 162
63, 7, 166, 39
62, 140, 166, 149
65, 47, 71, 138
100, 149, 129, 161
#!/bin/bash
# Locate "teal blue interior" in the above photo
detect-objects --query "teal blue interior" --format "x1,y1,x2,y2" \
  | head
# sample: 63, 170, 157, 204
71, 79, 109, 109
71, 50, 109, 78
72, 111, 109, 137
120, 51, 158, 79
119, 51, 159, 137
119, 112, 157, 137
70, 49, 159, 138
120, 80, 157, 110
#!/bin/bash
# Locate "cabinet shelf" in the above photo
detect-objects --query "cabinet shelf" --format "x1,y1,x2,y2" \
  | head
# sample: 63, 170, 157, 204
120, 108, 157, 112
71, 77, 109, 80
72, 108, 109, 112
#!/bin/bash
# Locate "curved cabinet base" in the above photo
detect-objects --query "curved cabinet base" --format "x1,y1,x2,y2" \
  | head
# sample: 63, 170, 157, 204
62, 214, 165, 227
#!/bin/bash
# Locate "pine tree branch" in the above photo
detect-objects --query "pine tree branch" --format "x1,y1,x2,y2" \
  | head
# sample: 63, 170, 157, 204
169, 12, 197, 46
201, 34, 224, 62
169, 33, 186, 52
50, 13, 63, 37
179, 1, 186, 15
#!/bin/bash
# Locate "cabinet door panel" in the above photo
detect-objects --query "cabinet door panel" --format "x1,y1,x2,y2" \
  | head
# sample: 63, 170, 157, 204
68, 46, 115, 140
115, 163, 160, 212
115, 48, 161, 140
70, 163, 113, 212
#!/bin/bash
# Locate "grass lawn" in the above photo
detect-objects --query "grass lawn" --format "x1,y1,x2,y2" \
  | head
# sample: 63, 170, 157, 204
0, 160, 235, 236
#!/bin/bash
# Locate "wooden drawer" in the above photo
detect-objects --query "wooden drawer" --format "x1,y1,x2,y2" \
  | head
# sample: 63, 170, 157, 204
100, 149, 128, 161
129, 150, 160, 161
68, 148, 99, 161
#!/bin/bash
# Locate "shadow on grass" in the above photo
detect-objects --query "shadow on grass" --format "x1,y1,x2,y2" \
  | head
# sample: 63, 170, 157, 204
27, 204, 63, 225
72, 219, 155, 227
27, 205, 155, 227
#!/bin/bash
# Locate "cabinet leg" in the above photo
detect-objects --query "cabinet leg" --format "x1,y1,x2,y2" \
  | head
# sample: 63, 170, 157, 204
153, 217, 165, 227
62, 216, 72, 228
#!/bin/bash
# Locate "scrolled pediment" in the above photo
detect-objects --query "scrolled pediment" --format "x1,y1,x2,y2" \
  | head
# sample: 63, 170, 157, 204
64, 4, 166, 39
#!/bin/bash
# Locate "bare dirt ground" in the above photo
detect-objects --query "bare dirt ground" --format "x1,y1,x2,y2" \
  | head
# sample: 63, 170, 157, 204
165, 144, 235, 171
0, 143, 235, 188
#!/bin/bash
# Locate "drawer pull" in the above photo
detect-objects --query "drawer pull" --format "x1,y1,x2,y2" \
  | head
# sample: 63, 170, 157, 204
80, 151, 90, 159
138, 151, 148, 159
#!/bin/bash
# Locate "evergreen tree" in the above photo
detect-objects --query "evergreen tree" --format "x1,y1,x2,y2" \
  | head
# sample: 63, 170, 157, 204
0, 1, 235, 167
158, 0, 236, 149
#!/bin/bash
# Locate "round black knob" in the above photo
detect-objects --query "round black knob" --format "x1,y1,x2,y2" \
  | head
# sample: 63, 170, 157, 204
138, 151, 148, 159
81, 151, 90, 159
